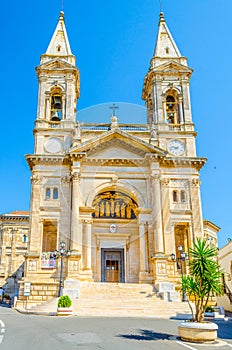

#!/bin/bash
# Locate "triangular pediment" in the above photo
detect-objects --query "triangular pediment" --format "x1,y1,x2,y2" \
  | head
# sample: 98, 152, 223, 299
70, 129, 166, 159
38, 58, 75, 70
154, 61, 193, 74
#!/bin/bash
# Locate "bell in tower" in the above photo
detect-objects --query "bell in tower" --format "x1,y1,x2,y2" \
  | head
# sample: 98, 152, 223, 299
51, 94, 62, 121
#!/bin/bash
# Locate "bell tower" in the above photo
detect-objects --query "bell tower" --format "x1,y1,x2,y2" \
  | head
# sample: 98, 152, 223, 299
34, 11, 80, 155
142, 13, 196, 157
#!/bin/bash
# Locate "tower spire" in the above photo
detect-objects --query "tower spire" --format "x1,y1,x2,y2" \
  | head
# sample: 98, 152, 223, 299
154, 12, 182, 60
45, 11, 72, 57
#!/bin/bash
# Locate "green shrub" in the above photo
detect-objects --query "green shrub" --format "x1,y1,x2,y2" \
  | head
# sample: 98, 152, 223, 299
58, 295, 72, 308
205, 306, 214, 313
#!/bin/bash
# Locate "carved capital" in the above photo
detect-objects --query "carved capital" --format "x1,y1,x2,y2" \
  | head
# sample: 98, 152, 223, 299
71, 171, 80, 181
191, 179, 201, 187
81, 218, 93, 225
161, 178, 170, 186
31, 174, 43, 184
61, 175, 71, 184
151, 173, 160, 181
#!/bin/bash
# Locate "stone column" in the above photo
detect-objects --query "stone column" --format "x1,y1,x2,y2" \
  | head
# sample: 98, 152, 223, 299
152, 174, 164, 254
139, 222, 147, 273
178, 97, 184, 124
29, 174, 43, 253
86, 219, 92, 270
80, 219, 93, 281
160, 178, 172, 253
70, 169, 80, 251
190, 179, 204, 240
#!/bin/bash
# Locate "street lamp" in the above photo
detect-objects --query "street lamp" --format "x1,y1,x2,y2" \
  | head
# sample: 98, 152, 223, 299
53, 241, 71, 297
171, 245, 188, 302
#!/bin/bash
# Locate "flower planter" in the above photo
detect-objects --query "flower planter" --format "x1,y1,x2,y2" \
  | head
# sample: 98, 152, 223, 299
178, 321, 218, 343
57, 307, 73, 317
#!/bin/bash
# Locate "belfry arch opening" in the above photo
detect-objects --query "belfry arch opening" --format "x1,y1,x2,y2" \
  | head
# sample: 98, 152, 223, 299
50, 88, 62, 121
165, 90, 181, 125
92, 190, 138, 220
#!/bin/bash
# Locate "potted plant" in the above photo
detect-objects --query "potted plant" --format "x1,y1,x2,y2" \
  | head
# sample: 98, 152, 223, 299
178, 238, 223, 343
57, 295, 72, 316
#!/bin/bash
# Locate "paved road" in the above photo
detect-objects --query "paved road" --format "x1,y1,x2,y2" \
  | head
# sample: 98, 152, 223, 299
0, 306, 231, 349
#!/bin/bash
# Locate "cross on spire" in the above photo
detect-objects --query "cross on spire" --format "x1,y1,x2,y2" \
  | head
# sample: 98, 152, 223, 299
109, 103, 119, 116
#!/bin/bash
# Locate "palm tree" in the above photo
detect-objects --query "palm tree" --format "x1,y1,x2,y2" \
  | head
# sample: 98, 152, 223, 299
182, 238, 223, 323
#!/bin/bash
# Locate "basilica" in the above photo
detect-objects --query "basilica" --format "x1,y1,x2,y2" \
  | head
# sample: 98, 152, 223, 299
1, 11, 219, 303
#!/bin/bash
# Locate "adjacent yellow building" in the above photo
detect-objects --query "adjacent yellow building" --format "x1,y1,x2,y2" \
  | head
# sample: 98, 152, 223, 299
218, 240, 232, 312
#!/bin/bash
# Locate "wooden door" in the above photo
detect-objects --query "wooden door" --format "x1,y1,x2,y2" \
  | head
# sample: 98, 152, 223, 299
105, 260, 119, 283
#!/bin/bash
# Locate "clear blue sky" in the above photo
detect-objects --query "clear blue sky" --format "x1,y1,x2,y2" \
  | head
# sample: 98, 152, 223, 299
0, 0, 231, 248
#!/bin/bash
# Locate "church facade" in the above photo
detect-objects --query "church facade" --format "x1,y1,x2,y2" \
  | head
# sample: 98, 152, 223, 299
16, 12, 219, 303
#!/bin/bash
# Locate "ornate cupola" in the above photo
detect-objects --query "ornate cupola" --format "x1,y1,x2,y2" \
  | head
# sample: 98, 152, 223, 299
142, 13, 193, 132
34, 11, 80, 154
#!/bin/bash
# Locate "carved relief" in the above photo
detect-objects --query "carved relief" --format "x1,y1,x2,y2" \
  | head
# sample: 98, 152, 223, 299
28, 260, 37, 272
157, 262, 167, 275
170, 180, 188, 187
69, 260, 79, 272
92, 191, 138, 219
167, 263, 175, 276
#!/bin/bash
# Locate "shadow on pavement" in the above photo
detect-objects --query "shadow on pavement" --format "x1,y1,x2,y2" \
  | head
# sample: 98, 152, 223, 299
170, 313, 192, 320
0, 302, 11, 309
117, 329, 175, 341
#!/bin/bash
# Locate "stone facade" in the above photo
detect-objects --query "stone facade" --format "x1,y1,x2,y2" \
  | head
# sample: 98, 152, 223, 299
7, 11, 220, 304
0, 212, 29, 297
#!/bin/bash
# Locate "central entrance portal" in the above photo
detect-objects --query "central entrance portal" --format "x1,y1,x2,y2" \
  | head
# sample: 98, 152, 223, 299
101, 249, 124, 283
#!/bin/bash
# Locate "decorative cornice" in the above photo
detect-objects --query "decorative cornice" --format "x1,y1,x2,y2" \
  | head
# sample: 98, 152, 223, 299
26, 154, 69, 170
160, 157, 207, 170
0, 215, 29, 223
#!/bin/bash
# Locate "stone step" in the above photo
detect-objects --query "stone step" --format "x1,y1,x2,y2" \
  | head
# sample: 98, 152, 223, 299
15, 282, 192, 319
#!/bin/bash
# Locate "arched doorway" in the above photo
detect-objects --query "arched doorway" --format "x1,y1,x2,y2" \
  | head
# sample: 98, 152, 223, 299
92, 190, 138, 283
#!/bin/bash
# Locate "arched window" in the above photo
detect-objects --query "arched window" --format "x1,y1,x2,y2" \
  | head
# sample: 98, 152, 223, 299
53, 188, 59, 200
46, 188, 51, 200
166, 93, 180, 124
173, 190, 178, 203
51, 94, 62, 121
22, 234, 27, 243
180, 190, 186, 203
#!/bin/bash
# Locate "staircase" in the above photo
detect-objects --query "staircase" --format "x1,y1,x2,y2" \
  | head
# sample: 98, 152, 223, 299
16, 282, 193, 318
72, 282, 192, 318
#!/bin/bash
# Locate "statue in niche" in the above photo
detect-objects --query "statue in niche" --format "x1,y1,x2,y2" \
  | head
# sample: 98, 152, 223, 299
110, 199, 114, 217
94, 205, 99, 218
121, 204, 126, 218
100, 202, 105, 217
105, 201, 110, 217
74, 121, 81, 139
115, 201, 121, 218
150, 123, 157, 138
126, 204, 132, 219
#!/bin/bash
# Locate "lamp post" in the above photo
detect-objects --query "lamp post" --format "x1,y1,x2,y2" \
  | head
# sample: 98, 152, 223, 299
171, 245, 188, 302
53, 241, 71, 297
